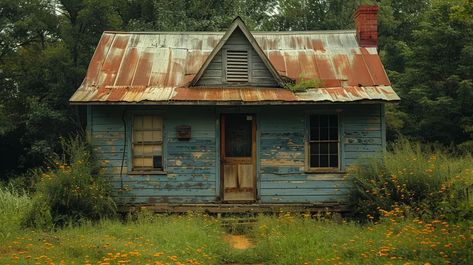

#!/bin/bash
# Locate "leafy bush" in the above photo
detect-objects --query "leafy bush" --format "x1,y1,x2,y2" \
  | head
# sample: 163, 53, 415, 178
349, 139, 473, 222
22, 136, 116, 228
0, 184, 32, 241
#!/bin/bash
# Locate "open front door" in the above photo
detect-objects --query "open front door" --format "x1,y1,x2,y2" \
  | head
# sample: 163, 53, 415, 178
221, 114, 256, 202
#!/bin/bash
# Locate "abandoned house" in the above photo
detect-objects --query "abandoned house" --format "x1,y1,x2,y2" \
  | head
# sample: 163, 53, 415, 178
69, 5, 400, 212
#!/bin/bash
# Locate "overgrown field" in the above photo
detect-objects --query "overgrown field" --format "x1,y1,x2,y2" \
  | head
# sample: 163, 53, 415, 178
0, 212, 471, 265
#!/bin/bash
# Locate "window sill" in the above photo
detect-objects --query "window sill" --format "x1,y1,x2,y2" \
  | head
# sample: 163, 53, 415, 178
128, 170, 167, 175
304, 169, 346, 174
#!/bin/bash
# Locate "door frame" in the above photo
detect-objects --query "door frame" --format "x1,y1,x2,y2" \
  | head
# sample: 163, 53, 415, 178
219, 113, 257, 203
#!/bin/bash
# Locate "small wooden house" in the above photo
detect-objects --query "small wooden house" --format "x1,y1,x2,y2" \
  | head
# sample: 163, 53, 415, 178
70, 6, 400, 212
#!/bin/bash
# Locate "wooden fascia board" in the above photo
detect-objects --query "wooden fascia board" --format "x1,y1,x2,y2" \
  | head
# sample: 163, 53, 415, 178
190, 17, 285, 87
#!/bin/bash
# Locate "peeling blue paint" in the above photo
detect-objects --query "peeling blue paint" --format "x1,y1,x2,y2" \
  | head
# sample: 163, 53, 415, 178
89, 104, 385, 205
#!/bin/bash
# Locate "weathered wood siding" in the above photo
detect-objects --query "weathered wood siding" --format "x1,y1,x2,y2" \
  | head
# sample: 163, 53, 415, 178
90, 106, 218, 204
258, 104, 384, 203
197, 50, 223, 86
196, 28, 278, 87
89, 104, 384, 205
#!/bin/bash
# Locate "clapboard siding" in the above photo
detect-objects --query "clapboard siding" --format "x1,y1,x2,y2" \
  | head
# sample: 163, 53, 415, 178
257, 104, 383, 203
88, 104, 384, 206
342, 104, 384, 167
90, 106, 217, 204
196, 28, 277, 87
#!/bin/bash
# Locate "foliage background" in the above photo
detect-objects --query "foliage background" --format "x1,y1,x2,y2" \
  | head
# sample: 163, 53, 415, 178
1, 0, 472, 179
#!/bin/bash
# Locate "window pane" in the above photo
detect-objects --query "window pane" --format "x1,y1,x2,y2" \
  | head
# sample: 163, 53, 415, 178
153, 155, 163, 169
320, 115, 329, 127
133, 145, 162, 156
320, 155, 328, 167
320, 127, 329, 140
133, 131, 143, 142
152, 130, 163, 141
329, 115, 338, 127
152, 116, 162, 129
329, 127, 338, 140
330, 155, 338, 167
133, 157, 153, 168
143, 116, 153, 129
310, 126, 320, 141
320, 143, 329, 154
142, 131, 153, 141
329, 143, 338, 155
310, 155, 320, 167
225, 114, 252, 157
133, 116, 143, 129
310, 143, 320, 155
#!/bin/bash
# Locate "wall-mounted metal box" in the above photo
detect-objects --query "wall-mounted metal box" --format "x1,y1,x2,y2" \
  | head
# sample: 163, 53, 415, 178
176, 125, 191, 140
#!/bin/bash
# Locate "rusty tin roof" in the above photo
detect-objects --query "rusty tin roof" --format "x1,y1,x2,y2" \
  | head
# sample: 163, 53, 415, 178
69, 19, 399, 104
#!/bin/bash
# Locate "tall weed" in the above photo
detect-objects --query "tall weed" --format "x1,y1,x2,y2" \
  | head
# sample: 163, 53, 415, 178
22, 136, 116, 228
0, 184, 32, 241
349, 139, 473, 221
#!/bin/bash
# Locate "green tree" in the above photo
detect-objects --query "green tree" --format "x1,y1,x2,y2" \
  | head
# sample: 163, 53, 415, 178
0, 0, 124, 178
266, 0, 364, 31
392, 0, 473, 145
0, 0, 59, 61
59, 0, 123, 66
121, 0, 274, 31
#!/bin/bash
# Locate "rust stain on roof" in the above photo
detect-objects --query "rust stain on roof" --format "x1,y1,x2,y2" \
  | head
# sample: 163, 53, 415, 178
132, 49, 153, 86
311, 39, 326, 52
70, 30, 399, 104
267, 51, 285, 74
70, 85, 399, 103
172, 87, 298, 102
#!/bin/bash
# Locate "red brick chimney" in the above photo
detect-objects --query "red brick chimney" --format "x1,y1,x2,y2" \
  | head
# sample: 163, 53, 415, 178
354, 5, 379, 47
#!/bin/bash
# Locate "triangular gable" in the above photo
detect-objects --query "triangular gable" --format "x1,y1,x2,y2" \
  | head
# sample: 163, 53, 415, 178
191, 17, 284, 87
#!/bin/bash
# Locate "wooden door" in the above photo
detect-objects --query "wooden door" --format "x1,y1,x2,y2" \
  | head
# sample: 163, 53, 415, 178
221, 114, 256, 202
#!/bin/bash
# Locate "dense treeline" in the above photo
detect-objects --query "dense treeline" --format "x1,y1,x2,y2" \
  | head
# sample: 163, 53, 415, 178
1, 0, 472, 179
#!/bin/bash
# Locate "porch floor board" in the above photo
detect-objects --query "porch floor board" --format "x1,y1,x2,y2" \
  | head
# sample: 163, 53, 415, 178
121, 203, 348, 213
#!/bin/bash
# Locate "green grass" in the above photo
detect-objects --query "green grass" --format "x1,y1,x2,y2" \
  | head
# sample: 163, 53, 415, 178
0, 214, 229, 265
243, 215, 472, 265
0, 214, 471, 265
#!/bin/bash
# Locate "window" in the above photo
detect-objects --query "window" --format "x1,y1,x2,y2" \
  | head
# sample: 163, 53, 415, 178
224, 114, 253, 157
308, 114, 339, 170
225, 50, 249, 83
132, 115, 163, 171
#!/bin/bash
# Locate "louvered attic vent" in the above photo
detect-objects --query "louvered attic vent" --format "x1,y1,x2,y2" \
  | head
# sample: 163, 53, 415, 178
225, 50, 249, 83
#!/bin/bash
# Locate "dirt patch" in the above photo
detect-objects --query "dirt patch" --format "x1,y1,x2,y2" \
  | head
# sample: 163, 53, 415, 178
224, 234, 254, 250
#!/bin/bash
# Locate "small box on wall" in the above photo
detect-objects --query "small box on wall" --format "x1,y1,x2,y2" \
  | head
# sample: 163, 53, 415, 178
176, 125, 191, 140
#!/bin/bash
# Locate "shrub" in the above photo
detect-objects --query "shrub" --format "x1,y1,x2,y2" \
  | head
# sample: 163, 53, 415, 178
349, 139, 473, 222
22, 136, 116, 228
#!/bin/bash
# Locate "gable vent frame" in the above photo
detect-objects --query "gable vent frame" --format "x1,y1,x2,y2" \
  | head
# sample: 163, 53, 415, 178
223, 48, 251, 84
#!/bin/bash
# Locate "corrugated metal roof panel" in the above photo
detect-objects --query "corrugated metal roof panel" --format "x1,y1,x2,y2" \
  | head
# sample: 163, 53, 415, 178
295, 86, 400, 102
70, 30, 399, 104
69, 86, 399, 104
